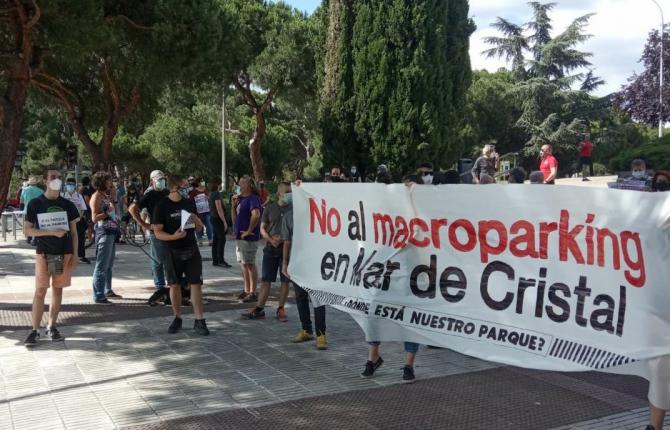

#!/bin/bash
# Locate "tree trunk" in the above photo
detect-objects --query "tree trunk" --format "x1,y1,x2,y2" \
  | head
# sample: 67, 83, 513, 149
0, 87, 29, 209
0, 1, 40, 209
249, 110, 267, 182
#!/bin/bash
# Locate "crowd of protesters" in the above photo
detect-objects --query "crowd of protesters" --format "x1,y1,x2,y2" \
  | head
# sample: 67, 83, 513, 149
14, 149, 670, 430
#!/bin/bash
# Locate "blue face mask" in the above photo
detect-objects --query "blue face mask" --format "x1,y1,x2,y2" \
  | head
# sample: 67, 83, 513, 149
65, 184, 76, 193
178, 187, 189, 198
155, 178, 167, 191
282, 192, 293, 204
234, 185, 241, 194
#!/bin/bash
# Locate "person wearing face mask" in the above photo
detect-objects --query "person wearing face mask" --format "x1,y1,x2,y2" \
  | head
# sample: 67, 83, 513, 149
23, 166, 80, 346
350, 166, 362, 183
188, 177, 213, 246
21, 175, 45, 245
539, 144, 558, 184
61, 176, 89, 264
231, 175, 263, 303
129, 170, 170, 305
152, 175, 209, 335
626, 159, 652, 184
242, 182, 292, 321
471, 144, 499, 184
415, 162, 443, 185
651, 171, 670, 192
90, 171, 122, 303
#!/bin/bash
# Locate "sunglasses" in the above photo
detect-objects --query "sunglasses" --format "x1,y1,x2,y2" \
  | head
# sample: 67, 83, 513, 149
422, 171, 434, 176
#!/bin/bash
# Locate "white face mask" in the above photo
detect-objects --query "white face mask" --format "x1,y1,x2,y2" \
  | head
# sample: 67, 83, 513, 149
48, 179, 62, 191
423, 174, 433, 185
632, 171, 646, 179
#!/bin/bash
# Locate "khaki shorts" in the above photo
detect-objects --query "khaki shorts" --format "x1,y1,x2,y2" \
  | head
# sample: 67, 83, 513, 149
236, 240, 259, 264
35, 254, 74, 289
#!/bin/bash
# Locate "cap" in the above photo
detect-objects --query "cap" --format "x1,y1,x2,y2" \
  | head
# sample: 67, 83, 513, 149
150, 170, 165, 180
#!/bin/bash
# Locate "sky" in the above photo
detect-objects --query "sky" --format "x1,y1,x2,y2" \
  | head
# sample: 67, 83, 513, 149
283, 0, 660, 97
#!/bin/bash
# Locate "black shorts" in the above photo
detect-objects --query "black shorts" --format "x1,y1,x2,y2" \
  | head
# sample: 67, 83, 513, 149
579, 156, 593, 166
261, 245, 289, 283
165, 245, 203, 286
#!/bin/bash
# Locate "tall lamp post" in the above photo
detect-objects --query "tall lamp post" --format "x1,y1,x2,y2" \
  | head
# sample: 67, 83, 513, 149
221, 89, 227, 190
652, 0, 665, 138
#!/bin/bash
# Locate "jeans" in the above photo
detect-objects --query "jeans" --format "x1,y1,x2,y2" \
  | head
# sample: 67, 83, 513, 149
92, 233, 116, 300
76, 218, 87, 259
368, 341, 420, 354
197, 212, 213, 242
211, 217, 227, 265
294, 283, 326, 336
149, 233, 166, 289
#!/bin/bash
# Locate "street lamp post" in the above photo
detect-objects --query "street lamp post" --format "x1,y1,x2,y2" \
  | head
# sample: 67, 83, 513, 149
652, 0, 665, 138
221, 89, 227, 190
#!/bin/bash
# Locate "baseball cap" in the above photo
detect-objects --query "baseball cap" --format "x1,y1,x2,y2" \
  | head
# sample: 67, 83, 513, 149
150, 170, 165, 180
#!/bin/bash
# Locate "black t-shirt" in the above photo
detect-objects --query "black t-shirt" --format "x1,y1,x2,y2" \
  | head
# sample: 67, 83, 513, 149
209, 191, 225, 222
139, 189, 169, 218
151, 196, 198, 249
26, 195, 80, 255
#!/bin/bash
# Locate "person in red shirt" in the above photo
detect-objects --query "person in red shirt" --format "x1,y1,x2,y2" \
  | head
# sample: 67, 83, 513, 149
539, 144, 558, 184
578, 133, 594, 181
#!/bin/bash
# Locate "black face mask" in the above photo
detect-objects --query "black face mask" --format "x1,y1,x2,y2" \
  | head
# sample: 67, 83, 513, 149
656, 182, 670, 192
330, 176, 341, 183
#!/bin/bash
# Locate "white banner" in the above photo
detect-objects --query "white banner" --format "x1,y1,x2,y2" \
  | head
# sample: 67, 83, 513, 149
288, 183, 670, 377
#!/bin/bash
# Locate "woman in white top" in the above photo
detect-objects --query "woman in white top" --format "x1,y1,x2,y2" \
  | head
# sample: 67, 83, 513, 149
61, 177, 90, 263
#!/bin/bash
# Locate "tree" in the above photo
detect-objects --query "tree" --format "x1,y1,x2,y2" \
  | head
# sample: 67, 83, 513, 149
0, 0, 41, 209
614, 27, 670, 126
29, 0, 226, 170
224, 1, 315, 181
483, 2, 597, 88
320, 0, 475, 175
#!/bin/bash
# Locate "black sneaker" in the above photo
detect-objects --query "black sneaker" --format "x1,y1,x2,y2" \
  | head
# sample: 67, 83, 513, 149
222, 261, 232, 268
646, 426, 656, 430
241, 293, 258, 303
168, 317, 182, 334
105, 291, 122, 298
79, 257, 91, 264
24, 330, 39, 346
361, 357, 384, 378
241, 308, 266, 319
94, 298, 113, 305
402, 365, 415, 383
147, 288, 167, 307
194, 319, 210, 336
45, 327, 64, 342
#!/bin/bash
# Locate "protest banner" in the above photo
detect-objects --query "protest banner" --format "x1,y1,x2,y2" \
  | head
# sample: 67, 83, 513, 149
288, 183, 670, 377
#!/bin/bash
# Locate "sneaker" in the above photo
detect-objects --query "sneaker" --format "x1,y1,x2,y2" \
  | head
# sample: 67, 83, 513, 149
292, 330, 313, 343
45, 327, 64, 342
646, 426, 656, 430
222, 261, 233, 268
237, 290, 248, 300
242, 308, 266, 319
194, 319, 210, 336
361, 357, 384, 378
582, 177, 590, 182
79, 257, 91, 264
24, 330, 39, 346
168, 317, 183, 334
105, 291, 122, 298
94, 298, 113, 305
147, 288, 167, 307
241, 293, 258, 303
316, 334, 328, 350
276, 307, 288, 322
402, 365, 416, 383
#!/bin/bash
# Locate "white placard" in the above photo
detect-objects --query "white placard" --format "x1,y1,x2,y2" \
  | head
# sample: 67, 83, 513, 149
181, 210, 195, 230
37, 211, 69, 231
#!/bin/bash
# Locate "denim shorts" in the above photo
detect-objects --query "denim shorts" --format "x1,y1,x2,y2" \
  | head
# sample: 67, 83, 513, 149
261, 245, 289, 283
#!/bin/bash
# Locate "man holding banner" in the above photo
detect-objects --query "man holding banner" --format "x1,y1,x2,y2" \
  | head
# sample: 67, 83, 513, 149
22, 167, 80, 346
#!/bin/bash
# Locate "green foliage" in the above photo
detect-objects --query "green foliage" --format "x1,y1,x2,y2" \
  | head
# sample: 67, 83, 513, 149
321, 0, 475, 175
609, 140, 670, 172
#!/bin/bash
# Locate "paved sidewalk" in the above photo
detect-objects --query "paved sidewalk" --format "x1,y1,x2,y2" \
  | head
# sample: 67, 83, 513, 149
0, 236, 661, 429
